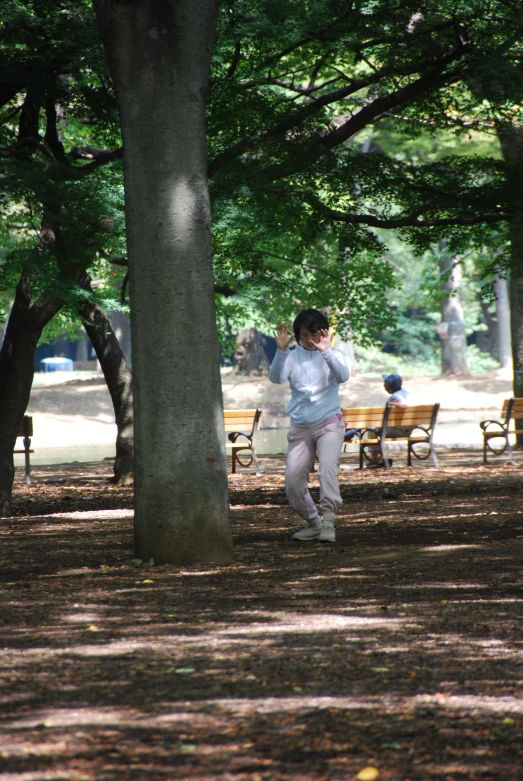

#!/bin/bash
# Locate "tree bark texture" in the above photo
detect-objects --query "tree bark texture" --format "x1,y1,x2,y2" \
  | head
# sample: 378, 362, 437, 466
439, 257, 470, 375
498, 128, 523, 441
79, 292, 134, 484
509, 259, 523, 443
0, 273, 63, 516
93, 0, 232, 564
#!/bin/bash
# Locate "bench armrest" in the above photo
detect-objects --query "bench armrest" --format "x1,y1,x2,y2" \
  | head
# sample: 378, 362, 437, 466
479, 419, 505, 432
228, 431, 252, 444
407, 425, 430, 436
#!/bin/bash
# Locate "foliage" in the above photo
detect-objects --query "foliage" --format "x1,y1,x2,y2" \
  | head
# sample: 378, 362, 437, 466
2, 0, 523, 351
354, 341, 499, 376
0, 0, 126, 330
209, 0, 523, 339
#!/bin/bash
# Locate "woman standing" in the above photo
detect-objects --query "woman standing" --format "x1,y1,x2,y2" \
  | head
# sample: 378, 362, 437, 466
269, 309, 349, 543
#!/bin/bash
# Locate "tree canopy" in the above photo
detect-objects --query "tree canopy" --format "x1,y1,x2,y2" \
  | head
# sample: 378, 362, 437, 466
2, 0, 522, 344
208, 0, 523, 339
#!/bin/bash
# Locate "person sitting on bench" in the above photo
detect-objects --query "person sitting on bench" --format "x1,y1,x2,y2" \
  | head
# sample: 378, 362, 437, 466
344, 373, 413, 467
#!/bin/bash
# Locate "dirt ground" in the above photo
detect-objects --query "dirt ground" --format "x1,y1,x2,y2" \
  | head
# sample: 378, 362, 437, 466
1, 454, 523, 780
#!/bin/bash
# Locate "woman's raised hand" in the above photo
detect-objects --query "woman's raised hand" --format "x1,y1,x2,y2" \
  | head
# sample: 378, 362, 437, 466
315, 328, 332, 352
275, 322, 292, 351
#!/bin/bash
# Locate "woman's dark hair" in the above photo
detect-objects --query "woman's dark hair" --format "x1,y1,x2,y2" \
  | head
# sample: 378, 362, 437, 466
293, 309, 329, 344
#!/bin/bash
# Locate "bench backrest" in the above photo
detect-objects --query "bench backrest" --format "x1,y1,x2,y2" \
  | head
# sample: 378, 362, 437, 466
502, 398, 523, 422
17, 416, 33, 437
341, 406, 384, 429
384, 403, 439, 429
223, 409, 262, 436
342, 404, 439, 432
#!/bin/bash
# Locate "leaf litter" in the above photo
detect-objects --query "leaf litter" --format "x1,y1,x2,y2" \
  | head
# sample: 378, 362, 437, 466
0, 453, 522, 779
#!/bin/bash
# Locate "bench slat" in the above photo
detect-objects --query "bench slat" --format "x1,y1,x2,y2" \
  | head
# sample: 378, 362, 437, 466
224, 410, 258, 419
511, 399, 523, 417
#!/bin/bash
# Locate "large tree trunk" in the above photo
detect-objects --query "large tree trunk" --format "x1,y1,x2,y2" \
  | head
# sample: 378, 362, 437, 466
439, 253, 470, 375
79, 290, 134, 484
93, 0, 232, 564
498, 129, 523, 442
0, 272, 63, 516
509, 251, 523, 443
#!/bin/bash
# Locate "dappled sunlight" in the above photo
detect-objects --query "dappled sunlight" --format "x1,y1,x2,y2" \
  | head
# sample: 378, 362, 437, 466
419, 544, 484, 552
222, 610, 415, 634
392, 582, 485, 589
2, 461, 523, 779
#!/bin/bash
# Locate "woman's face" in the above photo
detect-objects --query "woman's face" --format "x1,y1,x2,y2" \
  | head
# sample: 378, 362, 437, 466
299, 327, 321, 351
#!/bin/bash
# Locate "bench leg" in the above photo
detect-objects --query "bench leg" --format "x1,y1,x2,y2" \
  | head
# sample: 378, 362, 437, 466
231, 449, 237, 474
252, 449, 261, 476
23, 436, 32, 485
483, 435, 487, 465
407, 442, 412, 467
430, 442, 439, 468
382, 450, 391, 469
506, 436, 514, 465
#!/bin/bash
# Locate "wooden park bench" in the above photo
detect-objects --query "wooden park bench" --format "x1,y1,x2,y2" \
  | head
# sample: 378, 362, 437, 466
14, 415, 34, 484
480, 398, 523, 464
341, 403, 440, 469
224, 408, 262, 475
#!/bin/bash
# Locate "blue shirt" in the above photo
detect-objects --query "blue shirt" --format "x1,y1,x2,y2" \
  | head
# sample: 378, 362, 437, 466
269, 346, 350, 427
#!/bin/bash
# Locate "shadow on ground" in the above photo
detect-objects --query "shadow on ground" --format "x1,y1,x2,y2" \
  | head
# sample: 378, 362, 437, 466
1, 457, 522, 780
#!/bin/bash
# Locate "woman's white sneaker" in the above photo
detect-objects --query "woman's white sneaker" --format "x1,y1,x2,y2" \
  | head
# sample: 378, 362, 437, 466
292, 522, 322, 541
319, 521, 335, 543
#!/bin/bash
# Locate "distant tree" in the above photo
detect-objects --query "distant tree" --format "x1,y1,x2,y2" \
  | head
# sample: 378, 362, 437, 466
439, 248, 470, 375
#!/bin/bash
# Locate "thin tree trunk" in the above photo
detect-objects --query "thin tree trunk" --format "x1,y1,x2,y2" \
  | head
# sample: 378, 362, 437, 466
79, 291, 134, 484
439, 251, 470, 375
93, 0, 232, 564
0, 272, 63, 516
476, 295, 498, 358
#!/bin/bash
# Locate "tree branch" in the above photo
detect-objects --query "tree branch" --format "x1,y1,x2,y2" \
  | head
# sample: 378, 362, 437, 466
70, 145, 123, 167
302, 192, 508, 228
227, 41, 241, 78
250, 249, 344, 281
209, 46, 470, 177
322, 49, 468, 149
214, 283, 237, 296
